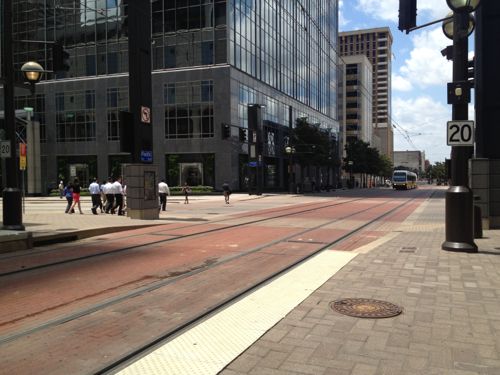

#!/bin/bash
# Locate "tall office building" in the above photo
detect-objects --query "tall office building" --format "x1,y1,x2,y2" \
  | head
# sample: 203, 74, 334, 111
339, 27, 394, 161
5, 0, 340, 192
342, 55, 373, 145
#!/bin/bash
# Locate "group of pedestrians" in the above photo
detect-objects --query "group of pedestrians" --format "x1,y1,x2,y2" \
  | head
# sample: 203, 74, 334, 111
63, 178, 233, 213
62, 176, 125, 216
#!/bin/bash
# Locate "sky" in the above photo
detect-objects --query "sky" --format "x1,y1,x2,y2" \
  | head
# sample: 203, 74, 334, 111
339, 0, 475, 164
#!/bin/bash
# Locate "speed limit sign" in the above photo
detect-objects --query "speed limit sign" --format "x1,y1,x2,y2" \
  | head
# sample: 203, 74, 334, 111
1, 140, 11, 158
447, 121, 474, 146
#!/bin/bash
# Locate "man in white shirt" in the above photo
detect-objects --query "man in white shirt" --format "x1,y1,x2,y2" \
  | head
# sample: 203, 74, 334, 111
112, 176, 124, 215
89, 178, 101, 215
158, 179, 170, 211
103, 177, 115, 214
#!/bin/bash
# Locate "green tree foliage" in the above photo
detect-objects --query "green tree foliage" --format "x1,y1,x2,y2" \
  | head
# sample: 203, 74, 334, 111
292, 118, 335, 168
426, 161, 446, 181
343, 139, 392, 177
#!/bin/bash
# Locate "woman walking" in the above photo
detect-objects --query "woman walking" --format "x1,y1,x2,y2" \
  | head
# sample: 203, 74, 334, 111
182, 182, 191, 204
69, 177, 83, 214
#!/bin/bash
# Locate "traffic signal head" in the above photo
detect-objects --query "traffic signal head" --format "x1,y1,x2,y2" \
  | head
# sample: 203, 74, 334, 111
222, 123, 231, 139
398, 0, 417, 33
239, 128, 247, 142
52, 43, 70, 73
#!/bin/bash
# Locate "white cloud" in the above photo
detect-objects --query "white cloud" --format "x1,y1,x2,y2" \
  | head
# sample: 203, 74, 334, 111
392, 74, 413, 91
393, 96, 451, 163
396, 27, 452, 90
338, 0, 350, 29
355, 0, 399, 22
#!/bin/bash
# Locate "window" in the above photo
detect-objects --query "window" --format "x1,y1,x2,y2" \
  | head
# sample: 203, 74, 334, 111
55, 90, 96, 142
107, 87, 128, 141
164, 80, 214, 139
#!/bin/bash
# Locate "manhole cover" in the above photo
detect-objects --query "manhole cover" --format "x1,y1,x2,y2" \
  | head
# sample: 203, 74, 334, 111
330, 298, 402, 318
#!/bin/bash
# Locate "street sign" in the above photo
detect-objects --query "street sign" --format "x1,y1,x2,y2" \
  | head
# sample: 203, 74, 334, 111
447, 120, 474, 146
19, 143, 26, 170
140, 150, 153, 163
141, 106, 151, 124
1, 140, 11, 158
20, 156, 26, 170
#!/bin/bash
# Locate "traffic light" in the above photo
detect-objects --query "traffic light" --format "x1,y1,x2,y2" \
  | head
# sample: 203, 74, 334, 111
239, 128, 247, 142
222, 123, 231, 139
52, 43, 70, 72
398, 0, 417, 33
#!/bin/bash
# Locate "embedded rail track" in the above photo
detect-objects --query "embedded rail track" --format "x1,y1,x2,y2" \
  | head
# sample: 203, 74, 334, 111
0, 190, 433, 375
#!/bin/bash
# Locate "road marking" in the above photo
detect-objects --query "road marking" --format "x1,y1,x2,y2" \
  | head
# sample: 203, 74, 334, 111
117, 250, 356, 375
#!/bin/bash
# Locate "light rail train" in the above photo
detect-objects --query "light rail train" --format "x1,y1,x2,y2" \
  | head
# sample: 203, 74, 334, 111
392, 170, 417, 190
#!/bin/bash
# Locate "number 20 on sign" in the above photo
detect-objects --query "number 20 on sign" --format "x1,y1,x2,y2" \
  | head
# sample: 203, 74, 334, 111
447, 121, 474, 146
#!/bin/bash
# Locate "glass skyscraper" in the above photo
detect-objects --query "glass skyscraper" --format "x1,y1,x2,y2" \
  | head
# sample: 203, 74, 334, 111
8, 0, 340, 192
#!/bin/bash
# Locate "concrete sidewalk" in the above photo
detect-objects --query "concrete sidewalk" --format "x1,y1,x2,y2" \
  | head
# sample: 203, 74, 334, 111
221, 195, 500, 375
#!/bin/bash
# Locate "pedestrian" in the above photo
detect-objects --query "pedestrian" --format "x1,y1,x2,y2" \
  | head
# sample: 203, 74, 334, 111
103, 177, 115, 214
182, 181, 191, 204
64, 182, 74, 213
112, 176, 125, 216
99, 180, 106, 212
122, 183, 127, 214
69, 177, 83, 214
222, 181, 231, 204
158, 179, 170, 211
58, 180, 64, 199
89, 178, 101, 215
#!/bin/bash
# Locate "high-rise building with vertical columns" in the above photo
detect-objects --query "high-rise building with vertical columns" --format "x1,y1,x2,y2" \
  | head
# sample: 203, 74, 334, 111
339, 27, 394, 161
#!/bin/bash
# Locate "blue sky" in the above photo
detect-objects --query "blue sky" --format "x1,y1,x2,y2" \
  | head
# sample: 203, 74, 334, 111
339, 0, 474, 164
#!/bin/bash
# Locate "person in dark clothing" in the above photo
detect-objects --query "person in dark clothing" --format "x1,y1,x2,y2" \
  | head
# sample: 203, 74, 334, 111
222, 181, 231, 204
182, 181, 191, 204
64, 183, 74, 213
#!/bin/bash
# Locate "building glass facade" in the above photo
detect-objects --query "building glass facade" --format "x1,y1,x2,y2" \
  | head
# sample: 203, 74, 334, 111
7, 0, 340, 193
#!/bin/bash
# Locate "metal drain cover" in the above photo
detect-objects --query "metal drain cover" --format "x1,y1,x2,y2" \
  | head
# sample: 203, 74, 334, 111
330, 298, 402, 318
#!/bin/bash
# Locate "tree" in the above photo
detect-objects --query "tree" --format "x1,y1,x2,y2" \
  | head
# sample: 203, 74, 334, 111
293, 118, 331, 165
427, 161, 446, 182
343, 139, 393, 186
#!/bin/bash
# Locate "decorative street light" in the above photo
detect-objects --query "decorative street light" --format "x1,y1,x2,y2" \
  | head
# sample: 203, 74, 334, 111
441, 0, 480, 252
442, 12, 475, 38
21, 61, 45, 90
446, 0, 480, 12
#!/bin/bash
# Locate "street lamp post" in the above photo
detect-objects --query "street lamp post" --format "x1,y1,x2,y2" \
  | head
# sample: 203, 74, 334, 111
2, 0, 24, 230
285, 146, 295, 193
441, 0, 479, 252
2, 0, 45, 230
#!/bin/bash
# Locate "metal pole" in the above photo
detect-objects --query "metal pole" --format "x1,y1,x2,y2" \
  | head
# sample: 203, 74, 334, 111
442, 11, 477, 252
2, 0, 25, 230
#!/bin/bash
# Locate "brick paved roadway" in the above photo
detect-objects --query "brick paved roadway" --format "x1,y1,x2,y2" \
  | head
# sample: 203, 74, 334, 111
222, 191, 500, 375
